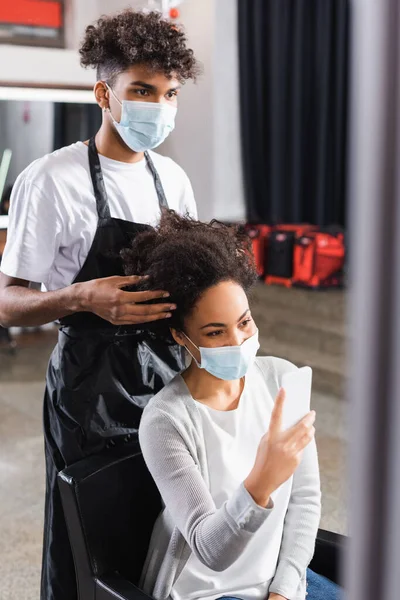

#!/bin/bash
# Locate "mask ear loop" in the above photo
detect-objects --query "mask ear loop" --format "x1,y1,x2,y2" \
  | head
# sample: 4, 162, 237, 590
105, 82, 122, 106
102, 82, 121, 121
181, 332, 201, 367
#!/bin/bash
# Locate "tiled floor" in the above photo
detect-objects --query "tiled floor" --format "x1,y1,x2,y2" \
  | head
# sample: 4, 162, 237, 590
0, 295, 347, 600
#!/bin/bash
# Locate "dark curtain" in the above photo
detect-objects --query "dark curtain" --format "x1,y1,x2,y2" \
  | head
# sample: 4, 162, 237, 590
238, 0, 349, 227
53, 103, 102, 150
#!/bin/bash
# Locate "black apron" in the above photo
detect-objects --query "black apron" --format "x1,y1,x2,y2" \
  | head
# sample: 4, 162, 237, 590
41, 137, 185, 600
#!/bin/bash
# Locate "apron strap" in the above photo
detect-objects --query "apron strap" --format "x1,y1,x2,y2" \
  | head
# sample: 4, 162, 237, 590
144, 151, 169, 209
88, 137, 169, 217
88, 136, 111, 219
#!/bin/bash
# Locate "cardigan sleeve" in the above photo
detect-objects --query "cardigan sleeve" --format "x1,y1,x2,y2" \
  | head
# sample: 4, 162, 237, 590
268, 438, 321, 598
265, 356, 321, 599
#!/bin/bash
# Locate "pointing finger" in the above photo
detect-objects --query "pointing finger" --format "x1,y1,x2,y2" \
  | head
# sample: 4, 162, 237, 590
269, 388, 285, 435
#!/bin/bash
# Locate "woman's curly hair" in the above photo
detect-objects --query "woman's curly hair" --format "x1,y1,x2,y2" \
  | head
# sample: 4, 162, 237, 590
121, 210, 258, 334
79, 9, 200, 84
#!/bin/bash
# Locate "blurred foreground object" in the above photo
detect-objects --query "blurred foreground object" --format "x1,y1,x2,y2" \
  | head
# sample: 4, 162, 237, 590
346, 0, 400, 599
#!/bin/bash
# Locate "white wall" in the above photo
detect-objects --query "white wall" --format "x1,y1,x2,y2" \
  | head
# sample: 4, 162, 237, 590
159, 0, 245, 221
0, 45, 94, 88
159, 0, 215, 220
65, 0, 147, 50
213, 0, 245, 222
97, 0, 147, 14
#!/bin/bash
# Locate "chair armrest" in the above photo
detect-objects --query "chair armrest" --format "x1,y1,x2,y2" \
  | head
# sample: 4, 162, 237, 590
309, 528, 347, 585
317, 528, 346, 546
96, 574, 154, 600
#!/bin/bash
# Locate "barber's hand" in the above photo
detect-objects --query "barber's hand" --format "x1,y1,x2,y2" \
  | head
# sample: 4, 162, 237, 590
75, 275, 176, 325
268, 594, 288, 600
244, 388, 316, 507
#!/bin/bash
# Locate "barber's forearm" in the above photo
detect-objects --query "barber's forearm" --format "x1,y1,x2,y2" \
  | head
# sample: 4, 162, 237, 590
0, 284, 81, 327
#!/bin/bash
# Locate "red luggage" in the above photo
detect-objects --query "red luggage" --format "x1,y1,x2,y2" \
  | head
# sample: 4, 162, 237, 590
293, 230, 345, 288
264, 224, 317, 287
244, 224, 271, 277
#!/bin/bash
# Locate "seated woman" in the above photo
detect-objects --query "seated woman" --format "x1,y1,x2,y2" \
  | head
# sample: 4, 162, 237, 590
122, 211, 340, 600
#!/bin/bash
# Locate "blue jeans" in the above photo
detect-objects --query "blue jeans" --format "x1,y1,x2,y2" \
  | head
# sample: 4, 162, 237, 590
306, 568, 341, 599
216, 568, 342, 600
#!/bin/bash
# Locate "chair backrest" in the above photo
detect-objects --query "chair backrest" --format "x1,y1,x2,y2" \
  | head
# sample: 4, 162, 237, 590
58, 442, 162, 591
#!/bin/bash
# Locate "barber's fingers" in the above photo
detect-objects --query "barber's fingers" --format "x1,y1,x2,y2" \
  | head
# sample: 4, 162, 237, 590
107, 311, 174, 326
112, 275, 150, 289
118, 302, 176, 317
118, 289, 173, 305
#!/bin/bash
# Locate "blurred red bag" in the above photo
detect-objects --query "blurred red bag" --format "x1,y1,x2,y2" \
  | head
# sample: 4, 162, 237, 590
293, 230, 345, 288
264, 224, 317, 287
244, 224, 271, 277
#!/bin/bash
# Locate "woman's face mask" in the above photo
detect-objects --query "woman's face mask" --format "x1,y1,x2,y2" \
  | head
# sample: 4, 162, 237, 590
106, 84, 177, 152
183, 330, 260, 381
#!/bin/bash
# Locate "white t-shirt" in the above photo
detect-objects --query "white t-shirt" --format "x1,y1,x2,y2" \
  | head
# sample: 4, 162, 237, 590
1, 142, 197, 291
171, 363, 293, 600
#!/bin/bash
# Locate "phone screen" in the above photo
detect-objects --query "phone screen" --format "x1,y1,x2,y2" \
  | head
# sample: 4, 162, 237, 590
281, 366, 313, 430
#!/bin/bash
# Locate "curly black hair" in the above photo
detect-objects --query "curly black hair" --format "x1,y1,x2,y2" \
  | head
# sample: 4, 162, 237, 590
121, 210, 258, 335
79, 9, 200, 85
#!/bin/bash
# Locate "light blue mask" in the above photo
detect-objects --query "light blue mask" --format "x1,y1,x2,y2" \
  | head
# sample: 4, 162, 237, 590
107, 85, 177, 152
183, 330, 260, 381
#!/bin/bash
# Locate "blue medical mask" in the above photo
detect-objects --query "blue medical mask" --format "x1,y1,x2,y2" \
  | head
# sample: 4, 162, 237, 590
183, 330, 260, 381
106, 84, 177, 152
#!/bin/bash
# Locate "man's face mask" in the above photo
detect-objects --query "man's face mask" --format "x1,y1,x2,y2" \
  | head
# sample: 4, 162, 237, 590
105, 84, 177, 152
183, 330, 260, 381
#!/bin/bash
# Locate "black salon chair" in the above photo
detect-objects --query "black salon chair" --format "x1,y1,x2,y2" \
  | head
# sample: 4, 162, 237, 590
58, 443, 345, 600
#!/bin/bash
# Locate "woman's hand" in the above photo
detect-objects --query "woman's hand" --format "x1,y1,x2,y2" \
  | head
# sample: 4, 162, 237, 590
268, 594, 288, 600
244, 388, 316, 507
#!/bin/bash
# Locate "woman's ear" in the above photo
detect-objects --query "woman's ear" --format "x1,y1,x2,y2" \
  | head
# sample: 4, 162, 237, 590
170, 328, 186, 347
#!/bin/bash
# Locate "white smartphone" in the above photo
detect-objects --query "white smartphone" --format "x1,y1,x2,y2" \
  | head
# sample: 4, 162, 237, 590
281, 366, 313, 430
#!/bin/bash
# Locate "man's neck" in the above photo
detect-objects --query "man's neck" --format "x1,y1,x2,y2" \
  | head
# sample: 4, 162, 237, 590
93, 124, 145, 164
